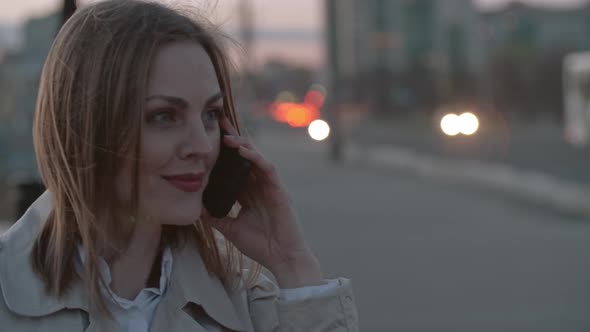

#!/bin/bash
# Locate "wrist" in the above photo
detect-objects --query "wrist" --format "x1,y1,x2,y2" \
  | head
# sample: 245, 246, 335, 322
269, 252, 324, 289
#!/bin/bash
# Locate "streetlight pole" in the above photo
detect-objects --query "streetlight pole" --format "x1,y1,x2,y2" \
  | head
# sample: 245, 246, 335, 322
15, 0, 78, 218
62, 0, 77, 25
325, 0, 343, 162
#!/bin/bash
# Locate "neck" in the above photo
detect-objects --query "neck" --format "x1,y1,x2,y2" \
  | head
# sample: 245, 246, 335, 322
108, 220, 162, 300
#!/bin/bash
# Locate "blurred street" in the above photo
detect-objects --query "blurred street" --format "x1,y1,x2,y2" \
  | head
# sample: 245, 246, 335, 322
256, 127, 590, 331
2, 125, 590, 331
1, 0, 590, 331
350, 116, 590, 186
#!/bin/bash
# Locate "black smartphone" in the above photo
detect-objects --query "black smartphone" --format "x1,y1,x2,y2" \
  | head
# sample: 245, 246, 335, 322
203, 128, 252, 218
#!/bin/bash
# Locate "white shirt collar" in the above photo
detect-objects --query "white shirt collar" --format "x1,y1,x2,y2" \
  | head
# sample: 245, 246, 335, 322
75, 244, 173, 308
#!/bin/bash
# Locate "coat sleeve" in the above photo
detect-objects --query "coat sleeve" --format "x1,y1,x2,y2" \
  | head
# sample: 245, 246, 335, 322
246, 273, 359, 332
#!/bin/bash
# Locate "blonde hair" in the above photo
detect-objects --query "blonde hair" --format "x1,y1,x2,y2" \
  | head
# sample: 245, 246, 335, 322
32, 0, 260, 316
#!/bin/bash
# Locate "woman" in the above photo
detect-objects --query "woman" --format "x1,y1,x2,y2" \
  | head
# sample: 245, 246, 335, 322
0, 1, 358, 331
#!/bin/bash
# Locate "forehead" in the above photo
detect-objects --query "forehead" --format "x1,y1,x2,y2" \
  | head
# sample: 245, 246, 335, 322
147, 41, 220, 100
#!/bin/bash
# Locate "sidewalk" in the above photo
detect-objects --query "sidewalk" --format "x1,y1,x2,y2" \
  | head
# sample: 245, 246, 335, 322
349, 116, 590, 186
258, 119, 590, 218
0, 221, 9, 234
343, 117, 590, 218
345, 142, 590, 217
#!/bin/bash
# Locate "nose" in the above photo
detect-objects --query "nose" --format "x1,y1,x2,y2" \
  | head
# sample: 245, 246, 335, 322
178, 120, 213, 160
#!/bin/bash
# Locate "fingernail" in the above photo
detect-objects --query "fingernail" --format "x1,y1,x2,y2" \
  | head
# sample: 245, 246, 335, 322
225, 135, 239, 143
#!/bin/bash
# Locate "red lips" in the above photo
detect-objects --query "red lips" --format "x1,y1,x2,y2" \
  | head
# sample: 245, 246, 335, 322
161, 173, 204, 193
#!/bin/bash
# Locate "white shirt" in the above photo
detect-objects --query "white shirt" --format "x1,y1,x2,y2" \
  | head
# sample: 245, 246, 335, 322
76, 245, 339, 332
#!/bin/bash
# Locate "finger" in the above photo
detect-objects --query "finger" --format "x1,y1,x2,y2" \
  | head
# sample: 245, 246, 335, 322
220, 116, 239, 136
224, 135, 255, 149
237, 146, 282, 185
236, 188, 255, 207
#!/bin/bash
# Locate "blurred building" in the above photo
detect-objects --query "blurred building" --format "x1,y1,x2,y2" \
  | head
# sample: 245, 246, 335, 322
326, 0, 590, 117
481, 3, 590, 54
326, 0, 483, 115
480, 2, 590, 116
0, 12, 58, 183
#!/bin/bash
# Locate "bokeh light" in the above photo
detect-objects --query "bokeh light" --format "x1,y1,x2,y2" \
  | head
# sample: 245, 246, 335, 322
459, 112, 479, 135
271, 102, 320, 127
286, 104, 312, 127
308, 119, 330, 141
440, 113, 461, 136
304, 90, 325, 109
309, 83, 327, 98
275, 91, 296, 103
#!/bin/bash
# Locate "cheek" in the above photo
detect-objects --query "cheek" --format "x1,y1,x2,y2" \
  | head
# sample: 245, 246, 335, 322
116, 160, 132, 204
115, 133, 174, 205
140, 132, 177, 169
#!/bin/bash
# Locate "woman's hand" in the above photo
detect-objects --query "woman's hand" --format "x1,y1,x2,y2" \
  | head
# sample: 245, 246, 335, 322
201, 117, 324, 288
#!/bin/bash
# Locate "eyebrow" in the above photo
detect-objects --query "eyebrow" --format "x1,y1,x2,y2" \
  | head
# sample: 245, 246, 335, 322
146, 92, 224, 108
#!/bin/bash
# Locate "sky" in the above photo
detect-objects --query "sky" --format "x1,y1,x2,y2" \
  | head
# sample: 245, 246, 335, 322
0, 0, 587, 25
0, 0, 323, 67
477, 0, 588, 9
0, 0, 588, 67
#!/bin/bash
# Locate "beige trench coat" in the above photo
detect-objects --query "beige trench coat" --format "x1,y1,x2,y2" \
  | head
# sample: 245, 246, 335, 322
0, 192, 359, 331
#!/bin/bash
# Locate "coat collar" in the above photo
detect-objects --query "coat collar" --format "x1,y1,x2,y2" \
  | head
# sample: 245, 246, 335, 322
0, 191, 245, 331
165, 231, 245, 331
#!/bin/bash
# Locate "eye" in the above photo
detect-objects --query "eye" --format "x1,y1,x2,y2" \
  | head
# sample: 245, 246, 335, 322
203, 106, 223, 124
146, 108, 178, 124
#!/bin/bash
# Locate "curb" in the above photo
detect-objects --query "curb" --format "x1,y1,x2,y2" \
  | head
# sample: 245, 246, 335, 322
346, 142, 590, 218
0, 222, 9, 234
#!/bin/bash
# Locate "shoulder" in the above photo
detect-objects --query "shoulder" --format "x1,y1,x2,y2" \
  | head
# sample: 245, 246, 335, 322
0, 191, 50, 316
0, 229, 43, 330
0, 285, 24, 329
0, 284, 84, 332
0, 192, 85, 330
0, 275, 13, 319
0, 191, 51, 253
0, 283, 38, 330
0, 266, 65, 331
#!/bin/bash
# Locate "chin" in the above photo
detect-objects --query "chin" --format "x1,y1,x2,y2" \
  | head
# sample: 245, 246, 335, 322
133, 186, 205, 225
162, 218, 198, 226
138, 199, 203, 226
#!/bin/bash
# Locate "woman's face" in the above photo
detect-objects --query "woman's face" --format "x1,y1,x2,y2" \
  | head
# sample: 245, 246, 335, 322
118, 41, 223, 225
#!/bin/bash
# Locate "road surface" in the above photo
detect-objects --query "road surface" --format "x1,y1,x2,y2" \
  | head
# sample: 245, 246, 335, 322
258, 128, 590, 331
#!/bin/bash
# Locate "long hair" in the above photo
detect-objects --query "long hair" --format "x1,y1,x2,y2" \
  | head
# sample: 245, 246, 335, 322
32, 0, 260, 316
